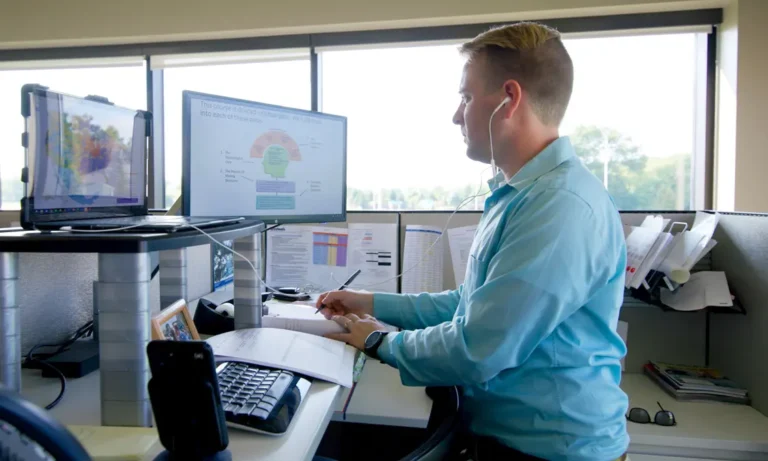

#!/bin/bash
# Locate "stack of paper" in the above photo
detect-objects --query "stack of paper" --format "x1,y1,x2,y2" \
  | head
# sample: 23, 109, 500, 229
660, 271, 733, 311
207, 327, 357, 388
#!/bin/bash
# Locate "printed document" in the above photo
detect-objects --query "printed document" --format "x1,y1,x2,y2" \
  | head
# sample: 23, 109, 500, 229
448, 225, 477, 287
402, 225, 443, 293
206, 327, 357, 387
660, 271, 733, 312
346, 223, 398, 293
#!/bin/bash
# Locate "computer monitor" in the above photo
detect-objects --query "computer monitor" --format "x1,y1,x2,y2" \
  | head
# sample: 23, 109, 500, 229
182, 91, 347, 224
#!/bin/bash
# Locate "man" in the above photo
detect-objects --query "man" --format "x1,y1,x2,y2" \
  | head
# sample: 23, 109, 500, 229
318, 21, 629, 461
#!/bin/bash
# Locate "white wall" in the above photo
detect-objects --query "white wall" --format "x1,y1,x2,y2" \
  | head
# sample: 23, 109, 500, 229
0, 0, 724, 49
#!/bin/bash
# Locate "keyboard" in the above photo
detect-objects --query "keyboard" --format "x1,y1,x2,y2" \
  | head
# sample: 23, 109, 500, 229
216, 361, 311, 436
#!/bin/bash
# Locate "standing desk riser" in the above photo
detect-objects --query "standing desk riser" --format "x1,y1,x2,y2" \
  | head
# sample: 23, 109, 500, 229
0, 220, 265, 427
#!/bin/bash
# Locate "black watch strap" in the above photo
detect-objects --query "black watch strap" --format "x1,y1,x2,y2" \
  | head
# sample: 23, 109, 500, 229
364, 331, 388, 360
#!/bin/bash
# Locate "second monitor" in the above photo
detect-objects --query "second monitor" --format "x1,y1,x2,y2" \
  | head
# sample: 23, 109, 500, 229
182, 91, 347, 224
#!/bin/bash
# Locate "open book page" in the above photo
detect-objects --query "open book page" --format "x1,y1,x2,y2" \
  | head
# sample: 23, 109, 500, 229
206, 327, 356, 387
263, 301, 398, 337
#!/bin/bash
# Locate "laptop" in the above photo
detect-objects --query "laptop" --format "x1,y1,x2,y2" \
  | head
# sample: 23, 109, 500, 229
20, 85, 242, 232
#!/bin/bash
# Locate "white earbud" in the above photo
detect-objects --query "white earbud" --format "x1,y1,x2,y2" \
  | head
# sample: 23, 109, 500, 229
493, 96, 512, 115
489, 96, 511, 174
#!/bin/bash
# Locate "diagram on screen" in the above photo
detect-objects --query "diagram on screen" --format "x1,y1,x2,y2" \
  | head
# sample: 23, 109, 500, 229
250, 129, 304, 210
49, 112, 132, 205
313, 231, 348, 267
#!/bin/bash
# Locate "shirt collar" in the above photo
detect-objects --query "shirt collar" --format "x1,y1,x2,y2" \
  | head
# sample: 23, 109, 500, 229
488, 136, 575, 192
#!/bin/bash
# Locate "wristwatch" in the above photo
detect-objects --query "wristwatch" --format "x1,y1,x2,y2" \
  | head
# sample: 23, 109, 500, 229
363, 331, 388, 360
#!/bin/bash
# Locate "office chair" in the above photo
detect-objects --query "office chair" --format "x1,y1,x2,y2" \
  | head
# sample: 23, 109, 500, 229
0, 387, 91, 460
399, 386, 461, 461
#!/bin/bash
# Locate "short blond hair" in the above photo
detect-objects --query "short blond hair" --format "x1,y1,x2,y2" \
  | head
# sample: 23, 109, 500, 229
460, 22, 574, 126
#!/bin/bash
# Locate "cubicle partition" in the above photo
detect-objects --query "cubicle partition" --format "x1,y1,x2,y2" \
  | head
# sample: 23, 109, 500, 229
6, 209, 768, 422
710, 213, 768, 416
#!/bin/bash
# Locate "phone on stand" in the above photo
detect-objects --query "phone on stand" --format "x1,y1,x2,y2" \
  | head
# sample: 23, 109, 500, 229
147, 340, 231, 461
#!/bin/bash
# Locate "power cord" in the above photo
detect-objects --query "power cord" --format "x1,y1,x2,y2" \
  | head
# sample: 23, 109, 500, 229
23, 320, 94, 410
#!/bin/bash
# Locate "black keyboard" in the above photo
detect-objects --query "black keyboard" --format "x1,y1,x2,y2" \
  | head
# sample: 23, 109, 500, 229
216, 361, 311, 436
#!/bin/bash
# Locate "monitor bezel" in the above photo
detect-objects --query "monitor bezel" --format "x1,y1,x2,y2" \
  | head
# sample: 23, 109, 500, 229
181, 90, 347, 224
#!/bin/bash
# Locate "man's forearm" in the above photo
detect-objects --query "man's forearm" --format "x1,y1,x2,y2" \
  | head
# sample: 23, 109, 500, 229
374, 289, 461, 330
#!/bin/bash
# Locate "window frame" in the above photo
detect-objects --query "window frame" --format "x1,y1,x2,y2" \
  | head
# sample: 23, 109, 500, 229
0, 8, 722, 210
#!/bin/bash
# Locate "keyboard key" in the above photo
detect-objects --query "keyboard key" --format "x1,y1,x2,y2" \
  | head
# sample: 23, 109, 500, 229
237, 404, 256, 416
257, 401, 274, 413
247, 397, 263, 405
251, 408, 270, 420
266, 373, 293, 401
224, 403, 241, 414
261, 395, 278, 406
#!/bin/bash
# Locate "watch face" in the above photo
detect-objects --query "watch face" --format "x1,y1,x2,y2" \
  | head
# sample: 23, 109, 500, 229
365, 331, 382, 350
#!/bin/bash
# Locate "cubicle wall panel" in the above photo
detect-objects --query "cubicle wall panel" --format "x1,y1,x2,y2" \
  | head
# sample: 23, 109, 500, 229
19, 253, 96, 354
619, 308, 706, 372
710, 213, 768, 416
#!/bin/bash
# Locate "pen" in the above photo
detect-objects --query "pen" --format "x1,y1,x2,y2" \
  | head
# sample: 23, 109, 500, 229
316, 269, 362, 314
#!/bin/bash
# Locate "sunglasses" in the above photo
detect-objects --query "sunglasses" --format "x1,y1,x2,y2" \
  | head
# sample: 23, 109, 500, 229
627, 401, 676, 427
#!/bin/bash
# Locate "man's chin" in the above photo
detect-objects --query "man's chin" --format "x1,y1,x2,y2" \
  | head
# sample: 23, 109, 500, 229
465, 148, 490, 164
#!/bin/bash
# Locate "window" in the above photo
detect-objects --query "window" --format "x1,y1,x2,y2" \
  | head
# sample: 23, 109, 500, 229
561, 32, 704, 211
321, 44, 489, 211
159, 53, 311, 207
321, 32, 706, 211
0, 59, 147, 210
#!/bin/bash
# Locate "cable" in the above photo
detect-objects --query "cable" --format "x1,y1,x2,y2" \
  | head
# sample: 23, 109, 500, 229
23, 320, 94, 410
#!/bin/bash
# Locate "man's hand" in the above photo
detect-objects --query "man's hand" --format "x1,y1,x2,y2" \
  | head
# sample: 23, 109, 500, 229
315, 290, 374, 319
325, 313, 388, 351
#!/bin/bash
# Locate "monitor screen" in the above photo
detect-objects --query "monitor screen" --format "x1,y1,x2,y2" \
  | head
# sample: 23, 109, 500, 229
27, 90, 146, 215
182, 91, 347, 224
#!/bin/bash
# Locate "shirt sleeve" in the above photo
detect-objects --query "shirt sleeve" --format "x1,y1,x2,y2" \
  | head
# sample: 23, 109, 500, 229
377, 188, 618, 386
373, 288, 462, 330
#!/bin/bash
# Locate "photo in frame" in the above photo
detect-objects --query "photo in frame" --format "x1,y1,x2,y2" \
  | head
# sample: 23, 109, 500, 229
211, 240, 234, 291
151, 299, 201, 341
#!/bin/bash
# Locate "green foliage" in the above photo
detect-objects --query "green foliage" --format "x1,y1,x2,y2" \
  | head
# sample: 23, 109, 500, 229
347, 124, 692, 211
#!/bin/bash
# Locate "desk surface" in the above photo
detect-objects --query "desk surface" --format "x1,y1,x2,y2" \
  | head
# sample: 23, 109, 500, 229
622, 373, 768, 455
0, 220, 264, 253
20, 369, 343, 461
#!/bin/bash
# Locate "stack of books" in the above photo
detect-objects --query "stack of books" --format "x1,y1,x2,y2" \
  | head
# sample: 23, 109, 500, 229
643, 361, 750, 404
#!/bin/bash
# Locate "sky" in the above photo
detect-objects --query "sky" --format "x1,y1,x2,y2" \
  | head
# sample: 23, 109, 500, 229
0, 31, 700, 209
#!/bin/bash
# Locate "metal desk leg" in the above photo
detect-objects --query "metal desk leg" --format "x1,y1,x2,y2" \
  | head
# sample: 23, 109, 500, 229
95, 252, 154, 427
233, 235, 262, 329
0, 253, 19, 391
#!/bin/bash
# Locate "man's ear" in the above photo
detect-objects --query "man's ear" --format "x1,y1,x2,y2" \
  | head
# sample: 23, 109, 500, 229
502, 80, 523, 116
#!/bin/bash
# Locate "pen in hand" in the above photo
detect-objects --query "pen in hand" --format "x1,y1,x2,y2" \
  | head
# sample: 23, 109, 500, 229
315, 269, 362, 314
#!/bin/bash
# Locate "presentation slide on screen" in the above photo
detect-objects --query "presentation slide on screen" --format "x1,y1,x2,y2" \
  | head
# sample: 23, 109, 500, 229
189, 97, 345, 218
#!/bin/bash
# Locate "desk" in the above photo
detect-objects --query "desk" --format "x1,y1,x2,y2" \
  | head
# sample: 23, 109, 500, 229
622, 373, 768, 460
0, 221, 264, 427
343, 361, 432, 428
20, 369, 344, 461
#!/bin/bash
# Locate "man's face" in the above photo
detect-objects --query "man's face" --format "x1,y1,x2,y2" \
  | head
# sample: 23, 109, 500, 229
452, 58, 505, 164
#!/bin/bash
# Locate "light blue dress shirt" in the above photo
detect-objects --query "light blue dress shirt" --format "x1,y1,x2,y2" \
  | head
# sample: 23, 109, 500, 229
375, 136, 629, 461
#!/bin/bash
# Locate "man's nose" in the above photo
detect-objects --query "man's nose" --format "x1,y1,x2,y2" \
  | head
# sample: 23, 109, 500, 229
452, 104, 464, 126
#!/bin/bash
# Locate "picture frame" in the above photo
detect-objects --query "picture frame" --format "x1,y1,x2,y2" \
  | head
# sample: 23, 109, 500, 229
151, 299, 201, 341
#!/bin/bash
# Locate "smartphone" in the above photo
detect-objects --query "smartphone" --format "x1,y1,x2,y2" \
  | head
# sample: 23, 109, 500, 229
147, 340, 229, 457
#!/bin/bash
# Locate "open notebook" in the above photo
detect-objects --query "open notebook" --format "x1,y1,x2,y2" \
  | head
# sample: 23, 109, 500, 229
262, 301, 398, 337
